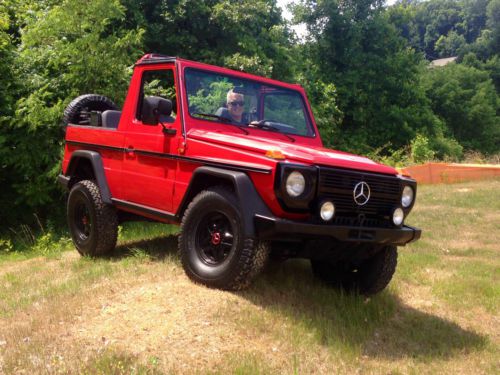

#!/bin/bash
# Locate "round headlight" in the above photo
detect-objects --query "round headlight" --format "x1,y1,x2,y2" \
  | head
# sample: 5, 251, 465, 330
393, 207, 404, 226
401, 186, 414, 208
320, 201, 335, 221
286, 171, 306, 197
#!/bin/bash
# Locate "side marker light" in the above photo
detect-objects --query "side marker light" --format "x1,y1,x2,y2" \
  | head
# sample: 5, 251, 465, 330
265, 149, 286, 160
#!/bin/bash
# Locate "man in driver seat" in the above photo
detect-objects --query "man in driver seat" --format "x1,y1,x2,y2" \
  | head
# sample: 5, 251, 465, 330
217, 89, 246, 124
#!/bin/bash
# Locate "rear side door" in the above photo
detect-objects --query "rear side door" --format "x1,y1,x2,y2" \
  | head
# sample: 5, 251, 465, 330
121, 65, 182, 213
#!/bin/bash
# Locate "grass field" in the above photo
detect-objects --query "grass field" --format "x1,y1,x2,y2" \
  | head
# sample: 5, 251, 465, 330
0, 179, 498, 374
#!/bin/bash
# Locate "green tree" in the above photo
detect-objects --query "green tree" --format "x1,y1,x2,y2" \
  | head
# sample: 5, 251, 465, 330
435, 30, 466, 57
3, 0, 143, 224
0, 3, 20, 227
293, 0, 442, 154
122, 0, 293, 79
462, 0, 490, 43
0, 4, 14, 126
422, 63, 499, 153
414, 0, 463, 59
391, 0, 497, 62
486, 0, 500, 57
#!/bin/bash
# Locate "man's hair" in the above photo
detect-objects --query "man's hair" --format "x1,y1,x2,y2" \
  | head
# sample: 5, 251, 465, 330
227, 89, 244, 103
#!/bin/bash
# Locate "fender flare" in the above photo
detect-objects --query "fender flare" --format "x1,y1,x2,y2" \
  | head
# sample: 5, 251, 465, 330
178, 166, 272, 237
63, 150, 112, 204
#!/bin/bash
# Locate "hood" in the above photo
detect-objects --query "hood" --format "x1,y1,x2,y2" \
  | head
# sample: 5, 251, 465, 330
188, 129, 398, 175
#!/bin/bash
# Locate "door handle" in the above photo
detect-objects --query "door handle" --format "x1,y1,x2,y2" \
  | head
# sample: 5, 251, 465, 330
126, 146, 135, 157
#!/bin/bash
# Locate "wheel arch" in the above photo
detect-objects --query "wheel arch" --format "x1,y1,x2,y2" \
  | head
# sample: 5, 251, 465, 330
65, 150, 112, 204
177, 166, 272, 237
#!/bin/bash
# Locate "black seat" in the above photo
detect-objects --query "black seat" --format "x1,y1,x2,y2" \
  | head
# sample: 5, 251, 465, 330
101, 110, 122, 128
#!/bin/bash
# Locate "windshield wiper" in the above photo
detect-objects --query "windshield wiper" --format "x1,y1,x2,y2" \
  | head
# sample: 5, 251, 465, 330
248, 120, 296, 142
192, 113, 249, 135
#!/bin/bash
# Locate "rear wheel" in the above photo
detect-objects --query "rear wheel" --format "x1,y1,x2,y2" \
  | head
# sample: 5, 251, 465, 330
67, 180, 118, 257
179, 187, 269, 290
311, 246, 398, 295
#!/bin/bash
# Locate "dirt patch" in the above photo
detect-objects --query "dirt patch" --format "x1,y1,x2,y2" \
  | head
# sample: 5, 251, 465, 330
69, 272, 293, 372
398, 282, 439, 311
0, 252, 78, 278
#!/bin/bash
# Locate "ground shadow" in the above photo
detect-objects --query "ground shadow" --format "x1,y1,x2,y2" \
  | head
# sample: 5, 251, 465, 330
239, 259, 488, 360
102, 236, 487, 359
109, 234, 179, 261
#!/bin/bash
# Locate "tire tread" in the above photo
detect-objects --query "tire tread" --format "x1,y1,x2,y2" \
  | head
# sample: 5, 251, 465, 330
63, 94, 117, 126
68, 180, 117, 256
178, 187, 268, 290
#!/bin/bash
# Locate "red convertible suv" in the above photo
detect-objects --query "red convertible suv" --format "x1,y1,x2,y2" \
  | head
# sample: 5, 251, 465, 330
58, 54, 421, 295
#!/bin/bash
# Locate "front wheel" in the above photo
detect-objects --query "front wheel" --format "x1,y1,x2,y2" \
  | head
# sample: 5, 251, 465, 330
67, 180, 118, 257
178, 187, 269, 290
311, 246, 398, 295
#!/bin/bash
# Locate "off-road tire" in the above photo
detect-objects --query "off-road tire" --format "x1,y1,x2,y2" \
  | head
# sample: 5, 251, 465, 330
311, 246, 398, 295
178, 187, 269, 290
67, 180, 118, 257
63, 94, 118, 126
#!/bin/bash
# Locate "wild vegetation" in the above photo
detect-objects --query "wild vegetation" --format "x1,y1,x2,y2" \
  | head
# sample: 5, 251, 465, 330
0, 179, 498, 373
0, 1, 498, 236
0, 2, 497, 372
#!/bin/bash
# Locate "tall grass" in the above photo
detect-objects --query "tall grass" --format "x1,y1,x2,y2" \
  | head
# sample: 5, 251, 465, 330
0, 179, 498, 374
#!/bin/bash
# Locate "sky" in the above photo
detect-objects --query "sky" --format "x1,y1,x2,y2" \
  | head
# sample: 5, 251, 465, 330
276, 0, 305, 38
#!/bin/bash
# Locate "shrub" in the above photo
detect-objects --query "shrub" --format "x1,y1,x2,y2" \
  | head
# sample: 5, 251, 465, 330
410, 134, 435, 163
430, 136, 464, 161
0, 239, 14, 253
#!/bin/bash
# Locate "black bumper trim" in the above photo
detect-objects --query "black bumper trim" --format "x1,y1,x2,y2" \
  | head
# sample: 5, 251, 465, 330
254, 214, 421, 246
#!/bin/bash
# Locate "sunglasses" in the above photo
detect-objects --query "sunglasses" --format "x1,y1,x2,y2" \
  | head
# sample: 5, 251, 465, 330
228, 101, 244, 107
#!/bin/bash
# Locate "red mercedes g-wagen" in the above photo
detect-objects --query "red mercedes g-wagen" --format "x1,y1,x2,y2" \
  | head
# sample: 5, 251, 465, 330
59, 54, 421, 294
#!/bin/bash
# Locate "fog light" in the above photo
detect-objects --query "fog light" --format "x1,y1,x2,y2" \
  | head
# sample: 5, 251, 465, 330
392, 207, 404, 226
320, 201, 335, 221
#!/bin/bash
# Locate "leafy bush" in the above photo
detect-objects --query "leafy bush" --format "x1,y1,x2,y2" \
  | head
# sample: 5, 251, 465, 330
31, 232, 71, 257
0, 239, 14, 253
422, 63, 499, 154
366, 143, 410, 168
410, 134, 435, 164
429, 136, 464, 161
1, 0, 143, 227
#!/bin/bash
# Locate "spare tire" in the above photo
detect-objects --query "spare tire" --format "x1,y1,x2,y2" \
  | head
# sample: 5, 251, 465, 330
63, 94, 118, 126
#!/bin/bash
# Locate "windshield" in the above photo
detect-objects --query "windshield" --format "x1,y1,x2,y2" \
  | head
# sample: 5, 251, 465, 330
185, 68, 314, 137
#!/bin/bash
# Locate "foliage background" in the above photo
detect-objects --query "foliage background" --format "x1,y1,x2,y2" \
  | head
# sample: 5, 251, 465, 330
0, 0, 498, 231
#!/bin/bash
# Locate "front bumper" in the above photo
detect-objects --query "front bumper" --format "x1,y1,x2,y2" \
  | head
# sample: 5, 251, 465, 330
254, 214, 421, 246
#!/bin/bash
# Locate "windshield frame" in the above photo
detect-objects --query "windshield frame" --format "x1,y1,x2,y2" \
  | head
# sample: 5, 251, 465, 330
182, 67, 317, 138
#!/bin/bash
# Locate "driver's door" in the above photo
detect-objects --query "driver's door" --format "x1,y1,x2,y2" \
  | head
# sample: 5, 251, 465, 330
121, 66, 181, 213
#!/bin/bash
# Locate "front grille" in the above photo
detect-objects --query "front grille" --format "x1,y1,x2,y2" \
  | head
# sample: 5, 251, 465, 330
318, 167, 401, 223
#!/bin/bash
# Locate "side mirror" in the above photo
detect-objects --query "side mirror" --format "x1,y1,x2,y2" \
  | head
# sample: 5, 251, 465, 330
142, 96, 173, 125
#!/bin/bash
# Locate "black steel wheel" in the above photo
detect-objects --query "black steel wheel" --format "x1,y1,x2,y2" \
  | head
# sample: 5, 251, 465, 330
179, 187, 269, 290
311, 246, 398, 295
67, 180, 118, 257
72, 195, 93, 243
195, 212, 235, 266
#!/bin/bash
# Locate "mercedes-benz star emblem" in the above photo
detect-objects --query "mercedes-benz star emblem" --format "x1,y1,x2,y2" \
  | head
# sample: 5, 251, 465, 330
353, 181, 370, 206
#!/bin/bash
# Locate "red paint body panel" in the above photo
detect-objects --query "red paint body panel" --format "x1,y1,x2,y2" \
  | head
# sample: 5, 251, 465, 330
62, 54, 399, 221
64, 125, 125, 199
